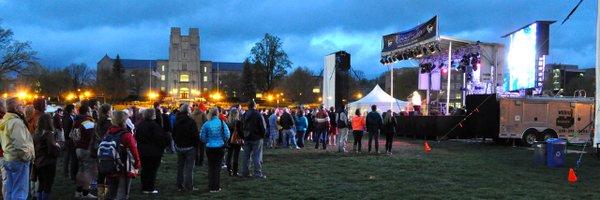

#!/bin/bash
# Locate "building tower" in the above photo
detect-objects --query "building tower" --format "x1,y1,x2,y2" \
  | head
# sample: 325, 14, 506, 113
168, 27, 202, 101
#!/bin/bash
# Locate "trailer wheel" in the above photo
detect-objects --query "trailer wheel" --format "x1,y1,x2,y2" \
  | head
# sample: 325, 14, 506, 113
522, 131, 537, 146
541, 130, 558, 141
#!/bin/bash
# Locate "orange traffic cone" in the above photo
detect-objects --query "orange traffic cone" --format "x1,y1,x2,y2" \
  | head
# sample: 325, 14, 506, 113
568, 168, 577, 183
425, 142, 431, 152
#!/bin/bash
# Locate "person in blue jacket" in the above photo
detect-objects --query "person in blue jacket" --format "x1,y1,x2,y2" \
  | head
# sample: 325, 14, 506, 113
295, 109, 309, 148
200, 107, 230, 193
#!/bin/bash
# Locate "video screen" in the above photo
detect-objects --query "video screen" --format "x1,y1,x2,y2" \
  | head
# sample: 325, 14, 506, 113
505, 23, 537, 91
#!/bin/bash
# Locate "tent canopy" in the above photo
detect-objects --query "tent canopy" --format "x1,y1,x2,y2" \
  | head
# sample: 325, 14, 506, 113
348, 85, 409, 115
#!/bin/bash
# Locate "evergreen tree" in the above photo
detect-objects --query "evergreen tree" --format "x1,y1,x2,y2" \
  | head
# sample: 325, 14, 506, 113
240, 58, 257, 101
110, 54, 129, 100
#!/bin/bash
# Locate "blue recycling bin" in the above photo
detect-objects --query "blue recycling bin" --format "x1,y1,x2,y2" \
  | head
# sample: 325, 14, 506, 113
546, 138, 567, 167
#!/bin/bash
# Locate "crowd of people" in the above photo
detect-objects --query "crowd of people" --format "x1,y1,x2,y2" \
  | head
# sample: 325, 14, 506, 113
0, 97, 400, 200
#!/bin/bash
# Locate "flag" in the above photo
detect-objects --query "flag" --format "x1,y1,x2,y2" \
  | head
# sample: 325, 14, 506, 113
151, 69, 161, 78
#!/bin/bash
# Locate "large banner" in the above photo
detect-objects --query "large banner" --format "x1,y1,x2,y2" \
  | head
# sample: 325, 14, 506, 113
382, 16, 438, 53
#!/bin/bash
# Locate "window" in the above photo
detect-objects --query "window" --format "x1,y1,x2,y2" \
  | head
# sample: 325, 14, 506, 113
180, 87, 189, 99
312, 88, 320, 93
161, 75, 165, 81
180, 74, 189, 82
203, 76, 208, 82
203, 67, 207, 73
203, 88, 208, 92
161, 65, 165, 72
182, 63, 187, 71
183, 52, 186, 58
160, 87, 165, 91
455, 93, 462, 99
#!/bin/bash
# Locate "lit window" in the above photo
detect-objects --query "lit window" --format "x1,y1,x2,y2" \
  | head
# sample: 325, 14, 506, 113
204, 67, 207, 73
203, 76, 208, 82
203, 88, 208, 92
161, 65, 165, 71
180, 74, 189, 82
160, 87, 165, 91
312, 88, 320, 93
161, 75, 165, 81
456, 94, 462, 99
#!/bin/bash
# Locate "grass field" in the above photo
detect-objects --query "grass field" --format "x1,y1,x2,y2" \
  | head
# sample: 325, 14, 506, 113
48, 138, 600, 199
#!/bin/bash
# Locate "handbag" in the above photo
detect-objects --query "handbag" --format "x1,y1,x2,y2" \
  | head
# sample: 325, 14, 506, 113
220, 120, 230, 148
230, 121, 244, 145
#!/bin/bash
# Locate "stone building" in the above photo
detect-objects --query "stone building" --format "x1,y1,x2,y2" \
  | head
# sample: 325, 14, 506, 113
97, 27, 242, 101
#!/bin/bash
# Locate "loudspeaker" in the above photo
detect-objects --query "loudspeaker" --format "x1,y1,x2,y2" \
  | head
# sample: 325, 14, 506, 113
335, 51, 351, 70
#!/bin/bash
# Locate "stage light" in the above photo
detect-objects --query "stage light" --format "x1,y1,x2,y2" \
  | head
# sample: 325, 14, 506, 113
386, 56, 394, 64
380, 57, 386, 65
442, 67, 448, 74
435, 43, 442, 52
392, 54, 399, 62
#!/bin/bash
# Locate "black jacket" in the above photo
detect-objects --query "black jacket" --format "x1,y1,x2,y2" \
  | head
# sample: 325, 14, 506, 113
366, 111, 383, 131
62, 114, 74, 140
135, 119, 169, 157
172, 113, 199, 148
154, 108, 163, 128
381, 116, 397, 135
161, 113, 171, 132
279, 112, 295, 129
242, 109, 266, 141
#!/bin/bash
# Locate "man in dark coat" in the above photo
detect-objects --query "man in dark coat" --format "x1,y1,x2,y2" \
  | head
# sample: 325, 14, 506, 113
241, 100, 267, 179
366, 105, 383, 153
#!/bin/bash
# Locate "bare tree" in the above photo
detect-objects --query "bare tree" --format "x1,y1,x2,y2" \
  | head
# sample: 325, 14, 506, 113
0, 22, 37, 79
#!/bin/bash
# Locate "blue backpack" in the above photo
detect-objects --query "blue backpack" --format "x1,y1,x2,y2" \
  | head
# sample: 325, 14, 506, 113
97, 130, 126, 174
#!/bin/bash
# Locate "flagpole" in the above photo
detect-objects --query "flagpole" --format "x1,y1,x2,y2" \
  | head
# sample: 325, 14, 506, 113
594, 0, 600, 148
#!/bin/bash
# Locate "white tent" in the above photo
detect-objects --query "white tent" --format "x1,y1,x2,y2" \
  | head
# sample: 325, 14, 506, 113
348, 85, 409, 115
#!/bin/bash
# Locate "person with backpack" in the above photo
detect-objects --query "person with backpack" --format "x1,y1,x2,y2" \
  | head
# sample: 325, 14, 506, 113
200, 107, 230, 192
225, 109, 243, 177
351, 109, 366, 153
33, 113, 60, 200
101, 110, 141, 200
295, 109, 308, 148
172, 104, 199, 192
241, 100, 267, 179
279, 108, 298, 149
73, 105, 98, 199
336, 105, 350, 153
135, 109, 169, 194
366, 105, 383, 154
382, 110, 397, 155
95, 104, 112, 200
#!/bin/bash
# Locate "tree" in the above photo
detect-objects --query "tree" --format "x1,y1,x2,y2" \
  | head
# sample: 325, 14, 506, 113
0, 22, 37, 79
281, 67, 317, 104
66, 63, 94, 90
249, 33, 292, 92
109, 54, 129, 100
239, 58, 257, 101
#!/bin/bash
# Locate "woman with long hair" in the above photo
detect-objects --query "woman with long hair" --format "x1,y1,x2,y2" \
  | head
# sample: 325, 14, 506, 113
382, 110, 397, 155
33, 113, 60, 200
225, 108, 243, 176
200, 107, 230, 192
351, 109, 366, 153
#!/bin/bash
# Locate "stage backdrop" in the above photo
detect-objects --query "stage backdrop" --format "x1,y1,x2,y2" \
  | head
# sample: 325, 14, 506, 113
382, 16, 438, 54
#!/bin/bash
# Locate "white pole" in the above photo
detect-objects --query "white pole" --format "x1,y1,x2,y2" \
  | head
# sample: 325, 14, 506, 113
594, 0, 600, 148
446, 41, 452, 115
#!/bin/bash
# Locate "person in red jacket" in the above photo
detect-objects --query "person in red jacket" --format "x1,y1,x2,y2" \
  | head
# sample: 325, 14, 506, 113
105, 110, 141, 200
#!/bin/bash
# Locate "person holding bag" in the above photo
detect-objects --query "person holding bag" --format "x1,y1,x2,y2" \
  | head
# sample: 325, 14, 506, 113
225, 109, 243, 177
200, 107, 230, 193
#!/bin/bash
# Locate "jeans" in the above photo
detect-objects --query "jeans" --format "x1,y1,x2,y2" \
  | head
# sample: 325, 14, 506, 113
76, 148, 97, 191
337, 128, 349, 152
167, 132, 176, 153
36, 164, 56, 193
176, 147, 197, 190
105, 176, 131, 200
226, 144, 241, 175
196, 142, 206, 166
242, 139, 264, 177
296, 131, 306, 148
353, 130, 364, 152
385, 131, 394, 152
282, 129, 297, 148
140, 156, 162, 191
268, 129, 279, 148
368, 129, 380, 152
63, 140, 78, 180
314, 127, 328, 149
206, 148, 225, 191
3, 160, 30, 200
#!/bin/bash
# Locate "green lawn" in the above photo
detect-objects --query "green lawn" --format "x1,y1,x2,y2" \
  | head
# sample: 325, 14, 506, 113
49, 138, 600, 199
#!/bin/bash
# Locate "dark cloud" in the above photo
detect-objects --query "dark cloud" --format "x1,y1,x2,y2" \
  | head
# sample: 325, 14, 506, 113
0, 0, 597, 78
